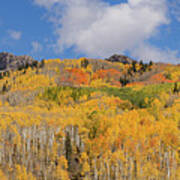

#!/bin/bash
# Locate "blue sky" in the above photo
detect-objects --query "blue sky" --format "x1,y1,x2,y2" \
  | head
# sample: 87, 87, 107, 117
0, 0, 179, 63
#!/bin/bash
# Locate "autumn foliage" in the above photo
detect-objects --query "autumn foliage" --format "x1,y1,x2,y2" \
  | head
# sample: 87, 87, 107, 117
148, 73, 174, 84
60, 68, 90, 86
0, 58, 179, 179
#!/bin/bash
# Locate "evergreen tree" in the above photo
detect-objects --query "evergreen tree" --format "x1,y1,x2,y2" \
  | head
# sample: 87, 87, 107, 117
132, 61, 137, 72
173, 82, 179, 93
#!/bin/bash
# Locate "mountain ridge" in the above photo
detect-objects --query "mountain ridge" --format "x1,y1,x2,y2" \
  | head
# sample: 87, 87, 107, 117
0, 52, 38, 72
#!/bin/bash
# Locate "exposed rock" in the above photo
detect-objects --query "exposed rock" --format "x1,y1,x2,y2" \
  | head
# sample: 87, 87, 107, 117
0, 52, 38, 72
105, 54, 135, 64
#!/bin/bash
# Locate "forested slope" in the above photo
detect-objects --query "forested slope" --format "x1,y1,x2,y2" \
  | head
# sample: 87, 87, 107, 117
0, 54, 179, 179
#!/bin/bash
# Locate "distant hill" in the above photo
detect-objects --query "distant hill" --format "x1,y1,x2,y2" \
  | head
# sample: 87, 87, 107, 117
105, 54, 135, 64
0, 52, 176, 88
0, 52, 38, 72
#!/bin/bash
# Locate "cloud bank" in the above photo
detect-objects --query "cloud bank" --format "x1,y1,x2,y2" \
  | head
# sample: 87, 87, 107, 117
33, 0, 180, 63
131, 43, 180, 63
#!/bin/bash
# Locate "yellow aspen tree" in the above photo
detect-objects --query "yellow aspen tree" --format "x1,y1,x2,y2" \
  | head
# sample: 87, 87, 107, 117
0, 169, 8, 180
80, 152, 90, 179
55, 156, 70, 180
15, 165, 36, 180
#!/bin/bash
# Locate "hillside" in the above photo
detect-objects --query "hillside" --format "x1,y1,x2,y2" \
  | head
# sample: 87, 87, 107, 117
0, 53, 179, 180
0, 52, 38, 72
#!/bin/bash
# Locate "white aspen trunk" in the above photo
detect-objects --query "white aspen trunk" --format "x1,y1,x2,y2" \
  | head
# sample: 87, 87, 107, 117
159, 144, 162, 171
166, 152, 170, 179
100, 160, 105, 180
172, 150, 176, 178
40, 128, 44, 152
103, 160, 107, 180
22, 128, 27, 166
118, 160, 122, 180
0, 146, 2, 163
106, 160, 111, 180
80, 139, 85, 152
94, 158, 98, 180
27, 128, 31, 152
62, 134, 66, 156
71, 125, 74, 143
114, 164, 119, 180
127, 156, 132, 180
8, 147, 12, 167
140, 160, 143, 179
75, 126, 80, 148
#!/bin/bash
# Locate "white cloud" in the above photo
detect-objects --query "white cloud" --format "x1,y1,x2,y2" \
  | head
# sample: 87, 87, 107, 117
33, 0, 180, 62
31, 41, 43, 52
8, 30, 22, 40
131, 43, 180, 63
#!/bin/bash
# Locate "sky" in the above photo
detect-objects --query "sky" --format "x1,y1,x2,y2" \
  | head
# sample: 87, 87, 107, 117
0, 0, 179, 63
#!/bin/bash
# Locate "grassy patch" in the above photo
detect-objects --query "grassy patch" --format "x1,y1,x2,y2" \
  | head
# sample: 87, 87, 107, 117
101, 83, 174, 108
40, 83, 174, 108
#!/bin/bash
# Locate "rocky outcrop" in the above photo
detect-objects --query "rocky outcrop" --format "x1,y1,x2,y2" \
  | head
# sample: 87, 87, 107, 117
0, 52, 38, 71
105, 54, 135, 64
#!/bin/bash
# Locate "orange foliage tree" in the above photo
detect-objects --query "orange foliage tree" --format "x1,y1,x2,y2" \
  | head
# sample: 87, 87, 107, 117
61, 68, 90, 86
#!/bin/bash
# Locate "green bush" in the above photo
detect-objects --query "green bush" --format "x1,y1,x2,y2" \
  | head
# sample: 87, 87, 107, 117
39, 83, 174, 108
40, 86, 94, 103
101, 83, 173, 108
